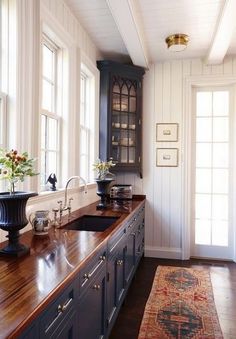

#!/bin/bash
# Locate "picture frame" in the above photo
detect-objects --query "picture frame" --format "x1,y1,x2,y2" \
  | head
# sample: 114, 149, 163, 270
156, 123, 178, 142
156, 148, 178, 167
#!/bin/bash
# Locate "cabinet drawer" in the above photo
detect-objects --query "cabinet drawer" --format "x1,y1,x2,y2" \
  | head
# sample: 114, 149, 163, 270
40, 282, 76, 338
79, 245, 106, 294
108, 225, 126, 253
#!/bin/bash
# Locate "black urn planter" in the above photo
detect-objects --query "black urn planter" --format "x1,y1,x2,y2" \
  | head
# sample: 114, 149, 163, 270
0, 191, 38, 256
95, 179, 114, 209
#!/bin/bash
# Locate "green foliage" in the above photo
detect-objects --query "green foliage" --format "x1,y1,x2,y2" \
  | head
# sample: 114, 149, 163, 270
0, 148, 38, 193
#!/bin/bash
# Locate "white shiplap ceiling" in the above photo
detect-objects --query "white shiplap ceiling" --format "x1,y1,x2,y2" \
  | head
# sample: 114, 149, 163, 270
65, 0, 236, 68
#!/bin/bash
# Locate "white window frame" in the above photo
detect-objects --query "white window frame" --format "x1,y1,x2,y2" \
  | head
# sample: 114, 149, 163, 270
80, 64, 95, 183
0, 92, 7, 149
40, 35, 61, 190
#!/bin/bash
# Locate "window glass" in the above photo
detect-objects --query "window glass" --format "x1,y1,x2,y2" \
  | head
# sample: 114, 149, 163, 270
41, 37, 60, 189
80, 68, 95, 183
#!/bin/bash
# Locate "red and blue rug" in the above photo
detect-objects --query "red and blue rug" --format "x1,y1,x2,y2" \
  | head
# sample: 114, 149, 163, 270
138, 266, 223, 339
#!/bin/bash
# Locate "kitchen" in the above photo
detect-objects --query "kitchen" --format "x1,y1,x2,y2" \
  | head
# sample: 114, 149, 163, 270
0, 0, 236, 338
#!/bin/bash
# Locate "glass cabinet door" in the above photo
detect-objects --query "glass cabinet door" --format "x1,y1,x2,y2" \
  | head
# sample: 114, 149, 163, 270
111, 76, 137, 165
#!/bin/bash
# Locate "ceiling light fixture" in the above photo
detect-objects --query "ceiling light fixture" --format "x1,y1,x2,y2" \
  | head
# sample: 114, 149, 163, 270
165, 34, 189, 52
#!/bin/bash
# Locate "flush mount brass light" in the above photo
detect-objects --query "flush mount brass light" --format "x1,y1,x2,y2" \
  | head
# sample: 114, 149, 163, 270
165, 33, 189, 52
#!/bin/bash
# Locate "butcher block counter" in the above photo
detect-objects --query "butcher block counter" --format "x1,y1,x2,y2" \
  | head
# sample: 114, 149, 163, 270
0, 196, 145, 339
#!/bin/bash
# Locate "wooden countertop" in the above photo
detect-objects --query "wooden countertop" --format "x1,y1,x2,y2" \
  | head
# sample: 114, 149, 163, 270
0, 196, 145, 338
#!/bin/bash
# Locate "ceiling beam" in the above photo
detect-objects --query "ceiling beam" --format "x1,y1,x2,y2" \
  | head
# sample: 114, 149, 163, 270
106, 0, 149, 69
206, 0, 236, 65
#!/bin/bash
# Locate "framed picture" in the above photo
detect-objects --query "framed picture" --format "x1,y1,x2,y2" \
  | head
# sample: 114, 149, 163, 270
156, 148, 178, 167
156, 123, 178, 142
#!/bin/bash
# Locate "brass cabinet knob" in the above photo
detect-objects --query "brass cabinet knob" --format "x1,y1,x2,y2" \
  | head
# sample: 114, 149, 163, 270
99, 255, 106, 261
117, 259, 123, 266
93, 284, 101, 290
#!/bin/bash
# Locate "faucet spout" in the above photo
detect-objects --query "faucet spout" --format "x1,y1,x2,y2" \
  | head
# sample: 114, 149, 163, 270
63, 175, 87, 209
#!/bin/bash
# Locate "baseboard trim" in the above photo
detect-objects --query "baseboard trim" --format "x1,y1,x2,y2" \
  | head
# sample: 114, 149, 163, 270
144, 246, 182, 259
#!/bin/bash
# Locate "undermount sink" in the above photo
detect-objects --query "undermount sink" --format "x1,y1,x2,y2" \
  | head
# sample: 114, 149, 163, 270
63, 215, 120, 232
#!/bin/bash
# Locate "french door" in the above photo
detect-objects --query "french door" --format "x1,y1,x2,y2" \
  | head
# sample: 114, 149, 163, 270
191, 87, 234, 260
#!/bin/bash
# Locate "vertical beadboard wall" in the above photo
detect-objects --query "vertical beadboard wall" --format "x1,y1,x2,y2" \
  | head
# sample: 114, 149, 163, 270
41, 0, 100, 63
117, 56, 236, 259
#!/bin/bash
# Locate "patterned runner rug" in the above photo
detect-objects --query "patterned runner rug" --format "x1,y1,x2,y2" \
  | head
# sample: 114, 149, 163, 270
138, 266, 223, 339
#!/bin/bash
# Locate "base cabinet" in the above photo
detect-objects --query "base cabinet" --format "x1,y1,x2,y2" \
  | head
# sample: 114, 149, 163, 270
78, 270, 106, 339
106, 228, 126, 334
18, 203, 145, 339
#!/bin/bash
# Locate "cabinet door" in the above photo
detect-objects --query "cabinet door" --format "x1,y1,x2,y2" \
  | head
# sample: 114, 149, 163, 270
78, 269, 106, 339
106, 246, 126, 330
125, 231, 136, 284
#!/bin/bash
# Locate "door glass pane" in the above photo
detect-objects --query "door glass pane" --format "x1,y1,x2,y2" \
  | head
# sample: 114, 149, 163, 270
212, 195, 228, 220
196, 92, 212, 116
195, 219, 211, 245
212, 169, 228, 194
212, 220, 228, 246
196, 143, 211, 167
213, 91, 229, 116
195, 194, 211, 219
196, 118, 212, 142
213, 143, 228, 168
195, 169, 211, 193
213, 117, 228, 142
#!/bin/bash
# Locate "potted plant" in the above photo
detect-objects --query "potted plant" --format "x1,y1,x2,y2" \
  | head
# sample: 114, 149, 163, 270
0, 149, 38, 256
93, 159, 116, 209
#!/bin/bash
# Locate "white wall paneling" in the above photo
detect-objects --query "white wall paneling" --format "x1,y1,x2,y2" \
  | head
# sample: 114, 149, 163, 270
142, 56, 236, 260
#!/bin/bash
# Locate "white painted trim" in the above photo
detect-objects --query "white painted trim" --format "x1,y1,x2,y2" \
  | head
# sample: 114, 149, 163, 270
182, 74, 236, 261
206, 0, 236, 65
106, 0, 149, 68
145, 246, 182, 259
0, 92, 7, 147
40, 2, 75, 48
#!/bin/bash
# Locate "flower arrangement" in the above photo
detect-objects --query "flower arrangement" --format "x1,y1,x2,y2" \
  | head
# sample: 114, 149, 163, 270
0, 148, 38, 194
93, 159, 116, 180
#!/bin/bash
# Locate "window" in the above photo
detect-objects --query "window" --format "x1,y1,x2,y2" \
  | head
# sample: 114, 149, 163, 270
41, 37, 61, 189
80, 66, 95, 182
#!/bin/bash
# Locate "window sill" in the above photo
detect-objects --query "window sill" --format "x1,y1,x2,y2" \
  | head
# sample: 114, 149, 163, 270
28, 182, 96, 205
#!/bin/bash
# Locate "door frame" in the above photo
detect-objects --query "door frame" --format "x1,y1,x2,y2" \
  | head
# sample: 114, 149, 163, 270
182, 75, 236, 262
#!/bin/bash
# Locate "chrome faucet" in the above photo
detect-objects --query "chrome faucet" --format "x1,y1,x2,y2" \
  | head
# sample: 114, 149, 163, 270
57, 176, 87, 222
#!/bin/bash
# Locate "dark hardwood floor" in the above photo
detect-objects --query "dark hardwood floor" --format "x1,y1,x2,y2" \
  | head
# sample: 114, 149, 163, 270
109, 257, 236, 339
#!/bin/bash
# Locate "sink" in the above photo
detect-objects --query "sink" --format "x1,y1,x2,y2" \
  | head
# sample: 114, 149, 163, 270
63, 215, 120, 232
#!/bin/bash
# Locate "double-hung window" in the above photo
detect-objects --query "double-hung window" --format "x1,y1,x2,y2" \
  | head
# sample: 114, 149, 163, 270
80, 66, 95, 183
41, 36, 60, 189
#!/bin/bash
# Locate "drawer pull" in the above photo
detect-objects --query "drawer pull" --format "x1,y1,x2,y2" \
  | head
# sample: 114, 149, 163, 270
117, 259, 123, 266
99, 255, 106, 261
57, 304, 66, 314
83, 273, 90, 279
93, 284, 101, 290
46, 296, 73, 333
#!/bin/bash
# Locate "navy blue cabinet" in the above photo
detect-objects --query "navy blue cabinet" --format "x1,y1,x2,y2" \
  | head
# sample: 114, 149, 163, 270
78, 269, 106, 339
97, 60, 145, 178
78, 245, 107, 339
18, 204, 145, 339
40, 281, 77, 338
106, 226, 127, 334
